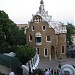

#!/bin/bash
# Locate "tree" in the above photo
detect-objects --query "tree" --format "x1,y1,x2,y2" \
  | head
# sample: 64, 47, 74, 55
0, 10, 36, 65
0, 10, 26, 53
17, 27, 26, 45
66, 23, 75, 45
16, 45, 36, 64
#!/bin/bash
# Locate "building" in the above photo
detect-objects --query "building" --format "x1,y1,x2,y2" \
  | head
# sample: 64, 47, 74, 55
26, 0, 67, 59
17, 24, 28, 34
17, 24, 28, 29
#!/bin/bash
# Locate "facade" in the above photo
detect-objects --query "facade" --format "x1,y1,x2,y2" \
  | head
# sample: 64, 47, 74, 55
17, 24, 28, 29
26, 0, 67, 59
17, 24, 28, 34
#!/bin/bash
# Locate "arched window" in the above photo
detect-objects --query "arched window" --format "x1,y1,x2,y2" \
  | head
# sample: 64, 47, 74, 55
35, 32, 42, 45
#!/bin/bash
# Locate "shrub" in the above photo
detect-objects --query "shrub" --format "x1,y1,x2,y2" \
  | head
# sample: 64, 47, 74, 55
16, 45, 36, 64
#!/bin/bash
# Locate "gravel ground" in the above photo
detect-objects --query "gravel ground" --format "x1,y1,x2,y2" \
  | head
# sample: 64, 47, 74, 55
38, 58, 75, 71
0, 65, 10, 75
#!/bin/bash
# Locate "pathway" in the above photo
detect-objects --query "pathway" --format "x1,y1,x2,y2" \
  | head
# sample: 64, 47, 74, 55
38, 58, 75, 70
0, 65, 10, 75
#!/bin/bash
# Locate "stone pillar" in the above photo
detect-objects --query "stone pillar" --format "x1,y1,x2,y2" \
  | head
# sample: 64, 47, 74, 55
55, 48, 57, 59
49, 55, 51, 60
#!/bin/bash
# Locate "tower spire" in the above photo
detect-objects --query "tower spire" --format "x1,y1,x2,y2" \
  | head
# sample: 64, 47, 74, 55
40, 0, 44, 5
38, 0, 45, 15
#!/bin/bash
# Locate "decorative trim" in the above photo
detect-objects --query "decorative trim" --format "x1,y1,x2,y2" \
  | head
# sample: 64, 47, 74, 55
46, 36, 51, 42
29, 35, 32, 42
32, 26, 34, 31
42, 26, 46, 31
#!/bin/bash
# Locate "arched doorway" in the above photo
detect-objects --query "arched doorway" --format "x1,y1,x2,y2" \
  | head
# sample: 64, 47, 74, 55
51, 46, 55, 59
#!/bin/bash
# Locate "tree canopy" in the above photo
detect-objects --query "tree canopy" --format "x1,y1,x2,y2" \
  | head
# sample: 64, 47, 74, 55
0, 10, 26, 53
66, 23, 75, 45
0, 10, 36, 65
16, 45, 36, 64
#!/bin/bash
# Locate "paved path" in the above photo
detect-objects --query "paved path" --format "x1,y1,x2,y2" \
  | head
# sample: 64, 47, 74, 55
38, 58, 75, 70
0, 65, 10, 75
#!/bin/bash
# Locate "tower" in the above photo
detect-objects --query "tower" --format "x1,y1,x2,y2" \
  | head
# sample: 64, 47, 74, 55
39, 0, 45, 15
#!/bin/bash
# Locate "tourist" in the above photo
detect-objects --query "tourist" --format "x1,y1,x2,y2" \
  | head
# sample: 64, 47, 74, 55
29, 66, 31, 75
44, 69, 50, 75
58, 64, 61, 69
57, 69, 59, 75
51, 69, 53, 75
48, 68, 51, 74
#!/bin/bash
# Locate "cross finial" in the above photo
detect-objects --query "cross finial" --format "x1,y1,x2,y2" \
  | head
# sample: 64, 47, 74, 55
40, 0, 44, 5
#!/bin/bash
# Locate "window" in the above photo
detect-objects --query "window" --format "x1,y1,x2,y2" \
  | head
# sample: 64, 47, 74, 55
35, 37, 42, 45
36, 48, 40, 54
46, 36, 51, 42
29, 35, 32, 42
32, 26, 34, 31
42, 26, 46, 31
35, 32, 42, 45
61, 46, 65, 54
35, 16, 41, 23
35, 37, 41, 43
44, 48, 48, 57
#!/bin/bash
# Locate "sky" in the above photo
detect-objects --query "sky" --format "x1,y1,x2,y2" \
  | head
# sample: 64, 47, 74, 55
0, 0, 74, 25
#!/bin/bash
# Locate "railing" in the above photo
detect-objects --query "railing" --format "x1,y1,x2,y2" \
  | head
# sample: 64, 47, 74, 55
21, 54, 40, 75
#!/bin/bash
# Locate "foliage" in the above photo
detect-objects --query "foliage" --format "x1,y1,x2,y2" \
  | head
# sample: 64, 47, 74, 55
66, 23, 75, 45
17, 27, 26, 45
16, 45, 36, 64
0, 42, 10, 53
0, 10, 26, 53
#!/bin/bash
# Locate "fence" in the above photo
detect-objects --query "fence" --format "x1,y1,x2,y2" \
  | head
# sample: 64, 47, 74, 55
22, 54, 39, 75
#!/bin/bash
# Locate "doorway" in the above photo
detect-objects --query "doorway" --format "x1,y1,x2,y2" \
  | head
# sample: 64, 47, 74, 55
51, 45, 55, 59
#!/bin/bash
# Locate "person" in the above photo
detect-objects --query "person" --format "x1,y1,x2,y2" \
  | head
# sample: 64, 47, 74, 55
58, 63, 61, 69
54, 69, 56, 75
57, 69, 59, 75
58, 57, 62, 70
44, 69, 50, 75
48, 68, 51, 75
51, 69, 53, 75
29, 66, 31, 75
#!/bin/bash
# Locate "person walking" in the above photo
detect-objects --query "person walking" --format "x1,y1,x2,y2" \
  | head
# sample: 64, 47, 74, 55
44, 69, 50, 75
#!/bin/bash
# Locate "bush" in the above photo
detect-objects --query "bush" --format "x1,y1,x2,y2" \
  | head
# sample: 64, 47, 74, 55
0, 42, 10, 53
16, 45, 36, 64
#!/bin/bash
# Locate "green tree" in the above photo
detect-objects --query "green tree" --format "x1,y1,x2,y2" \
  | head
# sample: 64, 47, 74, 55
16, 45, 36, 64
0, 10, 36, 66
0, 10, 26, 53
17, 27, 26, 45
66, 23, 75, 45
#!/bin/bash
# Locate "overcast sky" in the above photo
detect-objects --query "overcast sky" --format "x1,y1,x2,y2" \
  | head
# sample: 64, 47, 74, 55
0, 0, 74, 25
